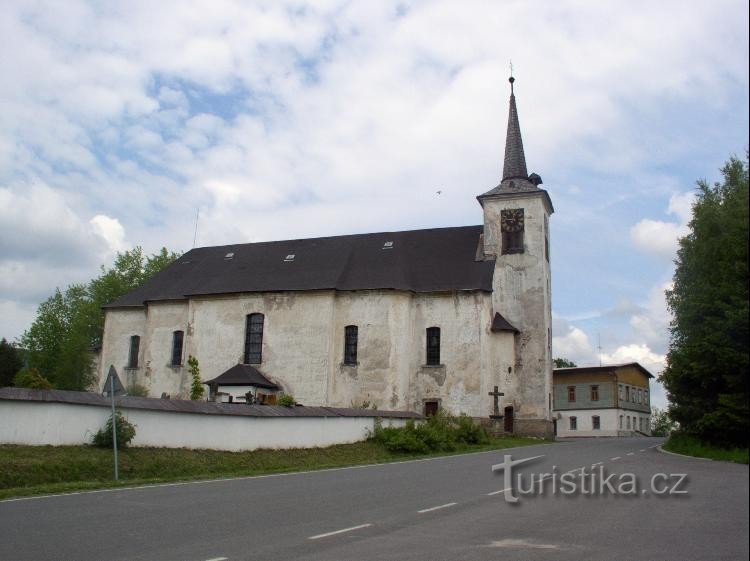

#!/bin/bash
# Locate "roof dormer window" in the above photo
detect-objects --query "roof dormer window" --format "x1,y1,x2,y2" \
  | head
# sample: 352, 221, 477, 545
383, 241, 394, 249
284, 254, 295, 262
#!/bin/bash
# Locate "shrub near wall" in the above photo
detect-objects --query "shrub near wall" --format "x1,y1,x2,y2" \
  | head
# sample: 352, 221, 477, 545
370, 412, 488, 453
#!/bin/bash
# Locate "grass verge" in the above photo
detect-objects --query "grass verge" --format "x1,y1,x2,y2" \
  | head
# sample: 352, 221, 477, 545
663, 432, 749, 464
0, 436, 543, 500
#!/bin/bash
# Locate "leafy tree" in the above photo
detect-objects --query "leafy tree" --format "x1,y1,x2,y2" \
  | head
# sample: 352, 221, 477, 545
188, 355, 204, 400
0, 338, 24, 386
13, 367, 54, 390
650, 407, 677, 437
21, 247, 181, 391
660, 155, 749, 447
553, 358, 578, 368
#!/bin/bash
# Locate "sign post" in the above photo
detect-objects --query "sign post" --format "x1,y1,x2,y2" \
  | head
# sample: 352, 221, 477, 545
102, 365, 126, 480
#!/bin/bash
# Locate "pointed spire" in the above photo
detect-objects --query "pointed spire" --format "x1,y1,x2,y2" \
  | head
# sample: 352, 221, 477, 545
502, 75, 528, 182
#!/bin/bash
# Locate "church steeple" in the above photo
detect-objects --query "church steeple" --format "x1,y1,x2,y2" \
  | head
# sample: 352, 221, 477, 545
502, 76, 529, 181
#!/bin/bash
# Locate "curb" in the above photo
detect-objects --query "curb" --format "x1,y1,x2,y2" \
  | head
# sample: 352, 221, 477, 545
657, 445, 712, 461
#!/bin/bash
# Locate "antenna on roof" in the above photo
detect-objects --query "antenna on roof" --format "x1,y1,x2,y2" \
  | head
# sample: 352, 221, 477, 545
192, 208, 200, 248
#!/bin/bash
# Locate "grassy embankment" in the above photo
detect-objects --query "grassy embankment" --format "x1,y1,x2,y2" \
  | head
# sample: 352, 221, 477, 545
0, 435, 542, 500
662, 432, 748, 464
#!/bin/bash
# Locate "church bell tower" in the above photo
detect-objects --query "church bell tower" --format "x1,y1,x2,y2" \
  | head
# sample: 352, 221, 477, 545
477, 75, 554, 436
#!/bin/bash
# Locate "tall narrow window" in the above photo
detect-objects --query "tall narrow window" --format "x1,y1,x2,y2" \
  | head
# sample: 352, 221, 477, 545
567, 386, 576, 402
569, 416, 577, 430
171, 330, 184, 366
625, 386, 630, 402
426, 327, 441, 366
592, 415, 601, 430
128, 335, 140, 368
344, 325, 358, 365
501, 208, 524, 254
244, 313, 264, 364
590, 385, 599, 401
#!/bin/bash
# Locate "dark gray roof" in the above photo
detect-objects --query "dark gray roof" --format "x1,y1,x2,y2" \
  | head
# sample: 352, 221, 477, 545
204, 364, 280, 390
502, 87, 528, 181
490, 312, 519, 333
0, 387, 422, 419
105, 226, 494, 308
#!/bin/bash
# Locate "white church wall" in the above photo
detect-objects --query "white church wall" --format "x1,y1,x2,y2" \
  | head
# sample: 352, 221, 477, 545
0, 399, 412, 451
100, 308, 147, 389
98, 288, 516, 419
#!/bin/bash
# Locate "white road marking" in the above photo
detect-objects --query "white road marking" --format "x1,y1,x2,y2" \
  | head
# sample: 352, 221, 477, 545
487, 488, 512, 496
640, 449, 646, 452
611, 456, 621, 461
418, 502, 457, 514
205, 557, 228, 561
308, 523, 373, 540
627, 452, 635, 456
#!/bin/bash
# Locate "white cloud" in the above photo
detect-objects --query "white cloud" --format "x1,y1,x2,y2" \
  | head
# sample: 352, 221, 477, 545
89, 215, 128, 255
630, 191, 696, 261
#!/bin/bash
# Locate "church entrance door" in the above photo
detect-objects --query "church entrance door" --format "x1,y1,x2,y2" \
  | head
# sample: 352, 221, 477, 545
504, 406, 514, 433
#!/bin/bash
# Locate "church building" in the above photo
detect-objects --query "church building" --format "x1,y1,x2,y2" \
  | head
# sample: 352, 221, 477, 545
97, 77, 555, 437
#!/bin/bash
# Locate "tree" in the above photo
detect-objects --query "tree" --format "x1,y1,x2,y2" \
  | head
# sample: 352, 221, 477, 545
660, 155, 749, 447
20, 247, 181, 391
553, 358, 578, 368
650, 407, 677, 437
188, 355, 204, 400
0, 338, 24, 386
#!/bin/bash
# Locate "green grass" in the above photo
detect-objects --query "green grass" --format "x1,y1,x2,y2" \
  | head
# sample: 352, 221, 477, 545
0, 436, 543, 500
663, 433, 749, 464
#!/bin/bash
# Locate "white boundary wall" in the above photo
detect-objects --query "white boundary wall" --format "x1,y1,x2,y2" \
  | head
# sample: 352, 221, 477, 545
0, 400, 411, 452
556, 408, 651, 438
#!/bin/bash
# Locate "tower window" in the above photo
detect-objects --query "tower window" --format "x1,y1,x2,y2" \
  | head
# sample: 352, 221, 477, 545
171, 330, 184, 366
501, 208, 524, 254
128, 335, 140, 368
244, 313, 264, 364
344, 325, 358, 365
426, 327, 441, 366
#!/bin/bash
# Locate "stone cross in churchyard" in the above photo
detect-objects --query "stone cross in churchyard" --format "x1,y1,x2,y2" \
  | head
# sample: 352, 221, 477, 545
488, 385, 504, 418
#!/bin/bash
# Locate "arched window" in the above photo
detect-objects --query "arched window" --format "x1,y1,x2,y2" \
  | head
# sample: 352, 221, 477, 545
244, 313, 264, 364
128, 335, 140, 368
426, 327, 441, 366
344, 325, 358, 365
171, 330, 184, 366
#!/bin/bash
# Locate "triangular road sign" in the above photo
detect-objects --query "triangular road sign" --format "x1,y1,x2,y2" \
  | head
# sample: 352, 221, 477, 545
102, 365, 127, 397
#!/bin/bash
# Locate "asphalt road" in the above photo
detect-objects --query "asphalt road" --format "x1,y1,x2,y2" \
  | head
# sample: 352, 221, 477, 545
1, 437, 747, 561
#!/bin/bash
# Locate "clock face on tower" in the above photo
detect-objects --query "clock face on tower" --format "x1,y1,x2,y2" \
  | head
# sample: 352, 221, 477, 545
501, 208, 525, 233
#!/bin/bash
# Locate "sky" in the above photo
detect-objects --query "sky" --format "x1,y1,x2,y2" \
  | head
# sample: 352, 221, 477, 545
1, 0, 748, 409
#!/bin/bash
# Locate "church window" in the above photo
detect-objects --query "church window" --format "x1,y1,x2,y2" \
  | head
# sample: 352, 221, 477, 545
590, 385, 599, 401
244, 313, 264, 364
592, 415, 600, 430
569, 416, 577, 430
128, 335, 140, 368
171, 331, 184, 366
567, 386, 576, 402
619, 415, 623, 429
426, 327, 441, 365
501, 208, 524, 254
344, 325, 358, 365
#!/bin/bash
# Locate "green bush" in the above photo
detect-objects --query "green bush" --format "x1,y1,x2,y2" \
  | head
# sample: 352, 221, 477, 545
370, 412, 489, 453
277, 394, 295, 407
126, 383, 149, 397
13, 367, 53, 390
188, 356, 204, 400
92, 411, 136, 448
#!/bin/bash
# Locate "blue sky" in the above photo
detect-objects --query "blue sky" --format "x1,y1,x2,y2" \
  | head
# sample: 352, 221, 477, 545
1, 0, 748, 408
